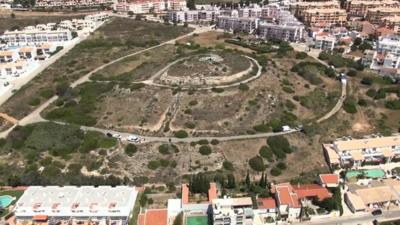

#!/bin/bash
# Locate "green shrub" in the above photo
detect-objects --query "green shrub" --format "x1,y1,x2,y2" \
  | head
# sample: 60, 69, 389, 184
285, 99, 296, 110
259, 146, 274, 162
210, 139, 220, 145
361, 77, 373, 85
249, 156, 265, 172
184, 122, 196, 129
125, 144, 137, 156
283, 86, 294, 93
158, 144, 179, 154
343, 98, 357, 114
276, 162, 287, 170
148, 160, 160, 170
366, 89, 377, 98
223, 161, 234, 171
358, 98, 367, 107
189, 100, 198, 106
39, 89, 55, 99
160, 159, 170, 167
199, 145, 212, 155
174, 130, 188, 138
385, 100, 400, 110
198, 139, 209, 145
267, 136, 292, 159
28, 98, 41, 106
296, 52, 308, 59
318, 51, 330, 60
270, 167, 282, 176
239, 83, 249, 91
347, 69, 357, 77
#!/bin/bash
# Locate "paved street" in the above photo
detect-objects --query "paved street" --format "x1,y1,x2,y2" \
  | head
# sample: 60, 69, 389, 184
292, 209, 400, 225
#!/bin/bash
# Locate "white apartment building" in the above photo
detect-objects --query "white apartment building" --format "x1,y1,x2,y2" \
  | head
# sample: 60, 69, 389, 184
114, 0, 186, 13
1, 29, 72, 47
85, 12, 110, 22
314, 33, 336, 51
323, 135, 400, 169
376, 35, 400, 57
0, 50, 19, 63
168, 8, 221, 23
212, 197, 254, 225
217, 15, 259, 34
14, 186, 137, 225
34, 0, 114, 8
257, 9, 304, 42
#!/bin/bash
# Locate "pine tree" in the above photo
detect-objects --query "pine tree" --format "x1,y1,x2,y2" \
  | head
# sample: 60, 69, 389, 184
227, 174, 236, 189
259, 172, 264, 187
245, 170, 250, 188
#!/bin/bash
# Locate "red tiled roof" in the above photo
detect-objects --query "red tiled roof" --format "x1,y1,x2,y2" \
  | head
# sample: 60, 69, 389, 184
274, 183, 301, 208
142, 209, 167, 225
319, 174, 339, 185
316, 32, 329, 37
182, 184, 189, 204
208, 182, 217, 202
257, 197, 276, 209
292, 184, 332, 201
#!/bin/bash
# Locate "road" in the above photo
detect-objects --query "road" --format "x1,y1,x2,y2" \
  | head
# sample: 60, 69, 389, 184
292, 209, 400, 225
78, 124, 299, 143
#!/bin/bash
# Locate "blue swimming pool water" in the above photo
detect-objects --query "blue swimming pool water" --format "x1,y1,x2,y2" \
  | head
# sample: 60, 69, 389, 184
0, 195, 13, 208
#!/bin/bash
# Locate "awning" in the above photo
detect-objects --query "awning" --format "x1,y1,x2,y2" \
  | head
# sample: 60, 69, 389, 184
33, 215, 48, 221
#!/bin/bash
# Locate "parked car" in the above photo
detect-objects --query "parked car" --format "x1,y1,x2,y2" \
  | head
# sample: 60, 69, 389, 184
127, 135, 140, 143
3, 82, 9, 87
371, 209, 382, 216
112, 133, 122, 139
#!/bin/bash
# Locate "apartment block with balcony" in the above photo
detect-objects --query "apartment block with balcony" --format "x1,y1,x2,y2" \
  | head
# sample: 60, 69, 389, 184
323, 135, 400, 170
303, 8, 347, 27
14, 186, 138, 225
366, 7, 400, 25
212, 197, 254, 225
289, 1, 340, 18
1, 30, 72, 47
346, 0, 400, 18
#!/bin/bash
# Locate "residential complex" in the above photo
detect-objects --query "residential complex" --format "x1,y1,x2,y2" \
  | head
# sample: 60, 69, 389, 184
289, 1, 340, 18
35, 0, 114, 8
14, 186, 138, 225
323, 135, 400, 169
345, 0, 400, 18
366, 8, 400, 25
34, 0, 114, 8
114, 0, 186, 13
214, 4, 305, 42
303, 8, 347, 27
168, 6, 221, 23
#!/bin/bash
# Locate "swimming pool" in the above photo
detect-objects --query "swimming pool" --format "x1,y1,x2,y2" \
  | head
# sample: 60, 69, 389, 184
0, 195, 14, 208
346, 169, 386, 179
186, 216, 208, 225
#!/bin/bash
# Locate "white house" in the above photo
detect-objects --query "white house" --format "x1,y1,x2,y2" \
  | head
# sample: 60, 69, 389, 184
271, 183, 301, 221
0, 50, 19, 63
14, 186, 138, 225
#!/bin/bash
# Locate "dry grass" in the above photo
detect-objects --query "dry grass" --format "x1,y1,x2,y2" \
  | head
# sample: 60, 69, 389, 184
0, 18, 193, 120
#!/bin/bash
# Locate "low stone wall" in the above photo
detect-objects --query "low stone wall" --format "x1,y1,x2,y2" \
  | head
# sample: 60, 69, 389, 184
159, 55, 253, 86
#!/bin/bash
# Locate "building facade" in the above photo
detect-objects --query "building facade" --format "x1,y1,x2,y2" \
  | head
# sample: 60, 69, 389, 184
14, 186, 138, 225
303, 8, 347, 27
323, 135, 400, 169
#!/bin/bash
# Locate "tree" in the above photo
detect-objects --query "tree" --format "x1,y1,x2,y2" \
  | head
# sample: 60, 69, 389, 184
125, 144, 137, 156
227, 174, 236, 189
128, 11, 134, 17
245, 170, 250, 187
173, 212, 183, 225
186, 0, 195, 10
249, 156, 266, 172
